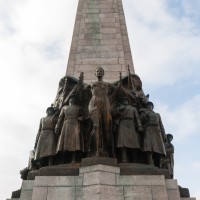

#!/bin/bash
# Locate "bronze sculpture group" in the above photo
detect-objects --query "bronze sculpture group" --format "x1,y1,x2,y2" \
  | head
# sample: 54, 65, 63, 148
33, 67, 174, 177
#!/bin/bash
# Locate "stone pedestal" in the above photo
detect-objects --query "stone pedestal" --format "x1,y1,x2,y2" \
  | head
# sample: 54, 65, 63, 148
7, 164, 196, 200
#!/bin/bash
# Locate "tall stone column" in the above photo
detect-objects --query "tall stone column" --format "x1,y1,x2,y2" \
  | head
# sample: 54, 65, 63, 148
66, 0, 134, 83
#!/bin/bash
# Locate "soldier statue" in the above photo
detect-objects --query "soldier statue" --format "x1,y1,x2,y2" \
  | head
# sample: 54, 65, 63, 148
113, 97, 142, 163
140, 102, 166, 167
55, 95, 84, 163
161, 133, 174, 178
34, 107, 57, 167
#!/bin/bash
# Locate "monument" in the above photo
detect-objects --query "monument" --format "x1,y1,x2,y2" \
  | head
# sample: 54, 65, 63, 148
7, 0, 196, 200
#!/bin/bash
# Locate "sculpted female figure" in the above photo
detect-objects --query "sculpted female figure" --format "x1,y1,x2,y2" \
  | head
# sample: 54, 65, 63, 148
88, 67, 115, 157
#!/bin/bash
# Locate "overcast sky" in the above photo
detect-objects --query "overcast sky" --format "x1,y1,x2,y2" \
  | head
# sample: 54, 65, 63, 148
0, 0, 200, 199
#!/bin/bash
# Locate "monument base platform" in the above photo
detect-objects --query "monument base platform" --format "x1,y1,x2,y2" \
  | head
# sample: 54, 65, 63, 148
7, 164, 196, 200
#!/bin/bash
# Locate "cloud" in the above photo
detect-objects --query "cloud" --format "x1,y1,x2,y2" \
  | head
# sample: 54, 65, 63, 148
191, 161, 200, 170
156, 94, 200, 140
124, 0, 200, 87
0, 1, 78, 199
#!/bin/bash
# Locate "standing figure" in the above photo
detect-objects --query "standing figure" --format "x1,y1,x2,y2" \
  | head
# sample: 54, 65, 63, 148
88, 67, 115, 157
55, 95, 84, 163
34, 107, 57, 167
141, 102, 166, 167
113, 98, 142, 163
161, 133, 174, 178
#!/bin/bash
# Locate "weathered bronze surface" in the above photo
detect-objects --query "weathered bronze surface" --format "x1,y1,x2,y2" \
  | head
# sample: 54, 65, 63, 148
161, 133, 174, 178
112, 98, 142, 162
140, 102, 166, 167
88, 67, 115, 157
20, 67, 175, 180
34, 107, 57, 167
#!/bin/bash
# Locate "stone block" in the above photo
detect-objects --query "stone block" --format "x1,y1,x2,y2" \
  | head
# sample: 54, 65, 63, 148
101, 39, 119, 45
167, 189, 181, 200
117, 175, 166, 186
124, 186, 152, 198
47, 187, 75, 200
32, 187, 47, 200
83, 171, 116, 186
76, 185, 123, 200
20, 190, 33, 200
101, 28, 116, 34
38, 162, 80, 176
82, 58, 118, 65
34, 176, 83, 187
6, 199, 19, 200
125, 198, 152, 200
80, 164, 120, 174
151, 186, 168, 200
21, 180, 34, 190
166, 179, 179, 190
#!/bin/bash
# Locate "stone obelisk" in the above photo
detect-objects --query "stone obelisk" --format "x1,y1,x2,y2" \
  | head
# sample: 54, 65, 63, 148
66, 0, 134, 82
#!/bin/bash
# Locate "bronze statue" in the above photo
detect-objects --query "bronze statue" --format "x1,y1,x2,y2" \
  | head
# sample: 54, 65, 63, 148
140, 102, 166, 167
113, 97, 142, 163
88, 67, 115, 157
34, 107, 57, 167
112, 71, 149, 109
53, 76, 79, 110
161, 133, 174, 178
55, 95, 84, 163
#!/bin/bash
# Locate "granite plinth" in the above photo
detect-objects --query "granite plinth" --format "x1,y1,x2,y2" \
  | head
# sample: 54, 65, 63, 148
7, 164, 196, 200
119, 163, 171, 179
27, 170, 39, 180
179, 186, 190, 198
38, 163, 80, 177
81, 157, 118, 167
11, 189, 21, 198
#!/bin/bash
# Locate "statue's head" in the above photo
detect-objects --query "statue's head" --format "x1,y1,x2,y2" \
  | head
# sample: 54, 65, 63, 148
166, 134, 173, 142
95, 66, 104, 79
121, 97, 129, 105
69, 95, 77, 105
146, 101, 154, 110
46, 107, 55, 116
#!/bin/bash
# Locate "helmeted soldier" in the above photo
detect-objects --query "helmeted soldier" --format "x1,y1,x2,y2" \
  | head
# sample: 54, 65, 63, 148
113, 97, 142, 163
140, 102, 166, 167
55, 95, 84, 163
34, 107, 57, 167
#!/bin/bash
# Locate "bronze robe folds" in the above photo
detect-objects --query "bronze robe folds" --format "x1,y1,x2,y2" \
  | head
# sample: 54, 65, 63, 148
116, 105, 142, 149
88, 81, 114, 156
56, 104, 83, 152
141, 111, 166, 155
35, 116, 56, 160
